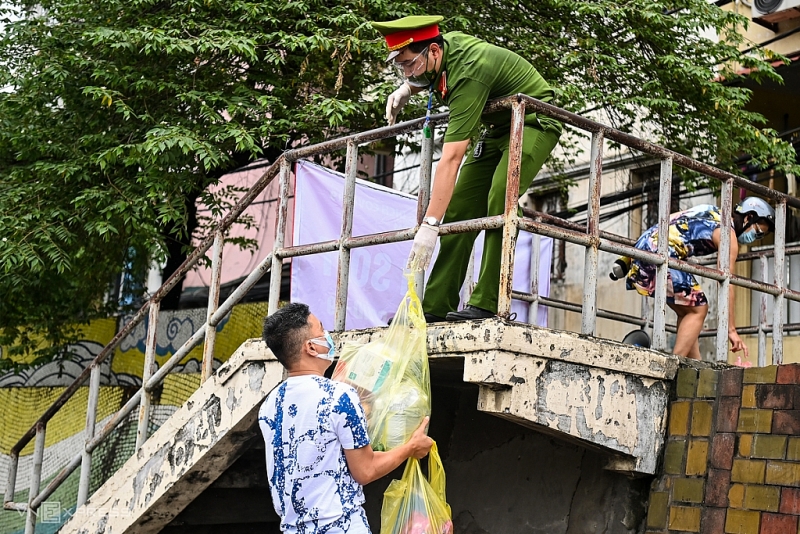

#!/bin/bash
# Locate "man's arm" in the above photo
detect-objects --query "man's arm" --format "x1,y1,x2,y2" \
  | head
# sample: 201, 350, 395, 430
424, 140, 471, 221
343, 417, 433, 486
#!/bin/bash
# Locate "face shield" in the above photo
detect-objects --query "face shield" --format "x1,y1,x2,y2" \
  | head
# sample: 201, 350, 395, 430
392, 46, 435, 88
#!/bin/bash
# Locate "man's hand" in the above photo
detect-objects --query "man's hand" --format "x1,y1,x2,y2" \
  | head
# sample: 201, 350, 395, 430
406, 223, 439, 272
386, 83, 413, 125
406, 416, 433, 459
729, 329, 749, 359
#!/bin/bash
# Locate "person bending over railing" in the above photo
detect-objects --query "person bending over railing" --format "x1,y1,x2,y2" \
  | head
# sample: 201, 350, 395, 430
371, 15, 562, 322
610, 198, 775, 360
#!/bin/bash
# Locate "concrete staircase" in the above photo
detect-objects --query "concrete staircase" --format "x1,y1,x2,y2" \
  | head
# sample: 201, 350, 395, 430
58, 340, 284, 534
58, 319, 678, 533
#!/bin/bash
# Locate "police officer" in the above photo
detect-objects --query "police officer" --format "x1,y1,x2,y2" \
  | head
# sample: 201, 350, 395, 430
371, 15, 562, 321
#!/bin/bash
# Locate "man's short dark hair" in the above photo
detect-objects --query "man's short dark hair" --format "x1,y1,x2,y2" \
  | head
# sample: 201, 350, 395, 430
262, 303, 311, 369
407, 35, 444, 54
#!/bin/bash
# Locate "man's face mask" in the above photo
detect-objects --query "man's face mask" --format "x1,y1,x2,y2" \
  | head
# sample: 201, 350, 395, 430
393, 46, 435, 88
309, 331, 336, 361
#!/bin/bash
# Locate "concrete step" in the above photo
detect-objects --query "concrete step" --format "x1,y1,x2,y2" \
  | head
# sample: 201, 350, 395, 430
456, 320, 679, 475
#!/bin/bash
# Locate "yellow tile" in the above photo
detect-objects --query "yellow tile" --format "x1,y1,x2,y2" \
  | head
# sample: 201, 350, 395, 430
686, 440, 710, 476
729, 484, 745, 508
739, 434, 753, 457
742, 385, 756, 408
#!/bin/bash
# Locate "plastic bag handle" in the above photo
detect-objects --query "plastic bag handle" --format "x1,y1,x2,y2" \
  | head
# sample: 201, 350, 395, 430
427, 441, 447, 502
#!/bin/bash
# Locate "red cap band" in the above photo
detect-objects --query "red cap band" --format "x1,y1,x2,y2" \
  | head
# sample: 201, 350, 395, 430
385, 24, 440, 51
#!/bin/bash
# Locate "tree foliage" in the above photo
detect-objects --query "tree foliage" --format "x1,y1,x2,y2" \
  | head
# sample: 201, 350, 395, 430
0, 0, 796, 360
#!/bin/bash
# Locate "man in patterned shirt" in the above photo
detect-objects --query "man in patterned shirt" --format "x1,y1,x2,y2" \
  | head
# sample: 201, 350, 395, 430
258, 303, 433, 533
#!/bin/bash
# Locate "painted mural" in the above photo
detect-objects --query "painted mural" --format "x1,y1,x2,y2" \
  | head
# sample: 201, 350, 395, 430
0, 302, 267, 534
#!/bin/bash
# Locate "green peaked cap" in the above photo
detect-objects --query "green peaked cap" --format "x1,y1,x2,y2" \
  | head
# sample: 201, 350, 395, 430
369, 15, 444, 37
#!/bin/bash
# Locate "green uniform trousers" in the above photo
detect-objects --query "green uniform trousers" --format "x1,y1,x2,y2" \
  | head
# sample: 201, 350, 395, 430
422, 125, 561, 316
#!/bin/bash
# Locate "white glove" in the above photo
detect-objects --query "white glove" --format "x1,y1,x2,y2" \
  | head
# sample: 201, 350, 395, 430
406, 223, 439, 272
386, 83, 413, 126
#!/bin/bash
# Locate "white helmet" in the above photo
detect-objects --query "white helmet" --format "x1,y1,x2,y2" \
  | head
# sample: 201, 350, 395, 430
736, 197, 775, 231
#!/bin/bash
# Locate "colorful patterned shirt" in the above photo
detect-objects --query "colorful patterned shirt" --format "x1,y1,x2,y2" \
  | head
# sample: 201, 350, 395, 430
259, 375, 371, 533
634, 204, 723, 259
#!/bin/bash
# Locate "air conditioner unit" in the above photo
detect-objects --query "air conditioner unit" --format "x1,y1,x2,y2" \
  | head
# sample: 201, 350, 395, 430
752, 0, 800, 25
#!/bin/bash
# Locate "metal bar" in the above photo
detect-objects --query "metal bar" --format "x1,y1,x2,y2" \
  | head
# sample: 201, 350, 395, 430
213, 253, 274, 327
201, 231, 224, 383
498, 99, 526, 318
31, 453, 82, 509
136, 302, 160, 450
506, 95, 800, 210
77, 364, 101, 507
581, 132, 603, 335
773, 200, 787, 364
86, 390, 143, 454
25, 423, 46, 534
510, 292, 680, 333
415, 126, 435, 297
286, 114, 449, 162
717, 179, 734, 362
652, 158, 672, 351
759, 256, 768, 367
529, 233, 541, 324
521, 207, 638, 247
146, 325, 207, 391
4, 452, 18, 510
335, 142, 358, 330
269, 159, 292, 316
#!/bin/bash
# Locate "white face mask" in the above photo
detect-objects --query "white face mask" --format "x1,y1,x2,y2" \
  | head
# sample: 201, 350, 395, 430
309, 332, 335, 361
393, 47, 435, 88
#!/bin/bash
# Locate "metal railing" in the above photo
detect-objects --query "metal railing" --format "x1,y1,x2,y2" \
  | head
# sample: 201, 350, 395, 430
4, 93, 800, 532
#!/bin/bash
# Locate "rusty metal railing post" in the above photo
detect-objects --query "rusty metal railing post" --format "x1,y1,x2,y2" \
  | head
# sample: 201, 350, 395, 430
269, 158, 292, 316
758, 256, 769, 367
24, 422, 46, 534
528, 233, 541, 324
415, 128, 435, 297
4, 452, 19, 512
201, 231, 224, 382
716, 179, 734, 362
652, 158, 673, 351
334, 141, 359, 330
581, 131, 603, 335
77, 364, 101, 507
136, 302, 160, 450
773, 200, 787, 364
497, 98, 526, 318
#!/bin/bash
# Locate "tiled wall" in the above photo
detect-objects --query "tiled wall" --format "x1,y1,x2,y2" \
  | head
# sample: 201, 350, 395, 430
646, 364, 800, 534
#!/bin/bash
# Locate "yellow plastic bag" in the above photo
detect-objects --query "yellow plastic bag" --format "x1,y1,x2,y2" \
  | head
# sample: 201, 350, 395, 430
380, 441, 453, 534
332, 274, 431, 451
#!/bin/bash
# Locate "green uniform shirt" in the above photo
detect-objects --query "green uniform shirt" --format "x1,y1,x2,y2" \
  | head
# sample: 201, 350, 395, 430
432, 32, 561, 143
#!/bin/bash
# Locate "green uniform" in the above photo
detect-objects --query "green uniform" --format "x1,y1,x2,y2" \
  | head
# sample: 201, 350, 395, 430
423, 32, 562, 317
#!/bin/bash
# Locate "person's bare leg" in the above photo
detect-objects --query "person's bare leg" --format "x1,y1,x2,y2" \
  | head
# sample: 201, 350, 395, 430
669, 303, 707, 360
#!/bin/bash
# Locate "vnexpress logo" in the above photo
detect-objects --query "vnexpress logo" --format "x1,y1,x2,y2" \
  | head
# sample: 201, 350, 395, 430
39, 501, 61, 524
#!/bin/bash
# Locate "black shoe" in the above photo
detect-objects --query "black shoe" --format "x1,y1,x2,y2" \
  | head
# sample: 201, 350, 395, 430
445, 305, 495, 321
388, 313, 446, 325
425, 313, 446, 323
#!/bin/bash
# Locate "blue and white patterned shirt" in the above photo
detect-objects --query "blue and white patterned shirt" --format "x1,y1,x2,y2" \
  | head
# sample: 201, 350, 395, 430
259, 375, 371, 533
